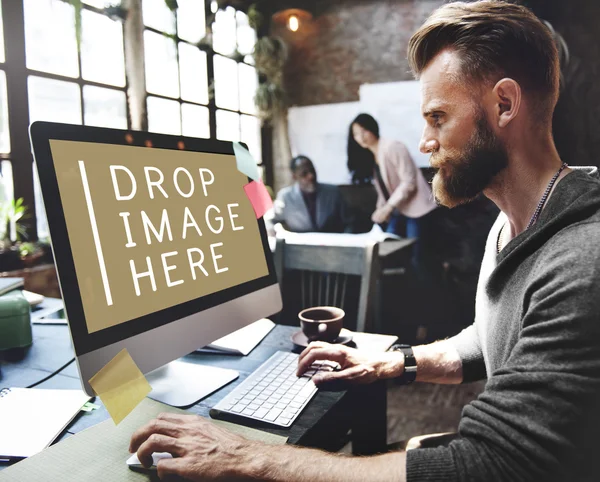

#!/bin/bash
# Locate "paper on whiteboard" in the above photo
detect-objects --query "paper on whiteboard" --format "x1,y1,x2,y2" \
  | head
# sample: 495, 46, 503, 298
288, 102, 362, 185
359, 81, 430, 168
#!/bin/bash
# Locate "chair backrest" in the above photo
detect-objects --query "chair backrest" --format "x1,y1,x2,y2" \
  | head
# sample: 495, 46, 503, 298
273, 238, 380, 332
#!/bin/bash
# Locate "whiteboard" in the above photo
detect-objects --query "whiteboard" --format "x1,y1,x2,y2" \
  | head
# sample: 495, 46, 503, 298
287, 81, 430, 186
288, 101, 362, 185
359, 81, 430, 168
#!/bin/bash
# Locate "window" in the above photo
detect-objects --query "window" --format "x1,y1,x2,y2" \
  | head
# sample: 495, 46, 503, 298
143, 2, 262, 164
23, 0, 128, 239
2, 0, 266, 240
212, 8, 261, 162
143, 0, 210, 139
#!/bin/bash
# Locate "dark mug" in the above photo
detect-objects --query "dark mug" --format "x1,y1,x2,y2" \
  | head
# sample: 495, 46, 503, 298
299, 306, 345, 343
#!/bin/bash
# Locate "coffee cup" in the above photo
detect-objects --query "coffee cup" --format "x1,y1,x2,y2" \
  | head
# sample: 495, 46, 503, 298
298, 306, 345, 343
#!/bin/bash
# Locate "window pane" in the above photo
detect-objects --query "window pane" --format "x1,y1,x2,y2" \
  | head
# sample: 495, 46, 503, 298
144, 30, 179, 98
33, 164, 50, 241
214, 55, 239, 111
212, 7, 237, 56
1, 161, 14, 240
177, 0, 205, 44
182, 103, 209, 139
147, 96, 181, 135
83, 0, 110, 7
24, 0, 79, 78
239, 63, 257, 115
0, 2, 5, 63
236, 11, 256, 56
81, 10, 126, 87
83, 86, 127, 129
28, 76, 81, 124
179, 43, 208, 105
216, 109, 240, 142
0, 71, 9, 154
241, 114, 261, 163
1, 161, 12, 203
142, 0, 176, 34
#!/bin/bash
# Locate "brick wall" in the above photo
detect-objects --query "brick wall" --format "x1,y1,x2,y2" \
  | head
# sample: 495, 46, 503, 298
278, 0, 445, 107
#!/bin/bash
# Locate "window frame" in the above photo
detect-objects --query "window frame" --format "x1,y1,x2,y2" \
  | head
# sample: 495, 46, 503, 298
143, 1, 263, 171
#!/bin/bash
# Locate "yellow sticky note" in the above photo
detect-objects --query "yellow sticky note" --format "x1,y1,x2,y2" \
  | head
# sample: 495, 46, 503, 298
88, 348, 152, 425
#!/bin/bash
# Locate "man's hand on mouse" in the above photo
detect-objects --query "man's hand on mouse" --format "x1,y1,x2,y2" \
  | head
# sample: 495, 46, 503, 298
129, 412, 261, 480
297, 342, 403, 385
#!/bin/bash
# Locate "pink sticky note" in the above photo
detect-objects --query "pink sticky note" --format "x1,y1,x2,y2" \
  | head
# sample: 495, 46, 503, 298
244, 180, 273, 219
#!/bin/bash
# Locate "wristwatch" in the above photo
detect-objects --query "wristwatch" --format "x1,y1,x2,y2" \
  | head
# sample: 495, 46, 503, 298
390, 344, 417, 385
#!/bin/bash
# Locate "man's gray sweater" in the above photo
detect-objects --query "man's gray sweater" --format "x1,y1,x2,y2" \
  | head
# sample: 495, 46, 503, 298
407, 168, 600, 482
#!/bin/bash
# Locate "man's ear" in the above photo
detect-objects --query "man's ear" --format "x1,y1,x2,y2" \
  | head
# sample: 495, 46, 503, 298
493, 78, 521, 128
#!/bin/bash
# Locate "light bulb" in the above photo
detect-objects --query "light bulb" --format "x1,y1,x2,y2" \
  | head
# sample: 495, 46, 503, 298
287, 14, 300, 32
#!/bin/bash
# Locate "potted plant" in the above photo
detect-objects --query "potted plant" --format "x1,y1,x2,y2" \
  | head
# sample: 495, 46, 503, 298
0, 198, 29, 272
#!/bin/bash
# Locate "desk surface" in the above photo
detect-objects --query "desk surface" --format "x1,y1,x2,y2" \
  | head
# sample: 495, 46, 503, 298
1, 323, 396, 469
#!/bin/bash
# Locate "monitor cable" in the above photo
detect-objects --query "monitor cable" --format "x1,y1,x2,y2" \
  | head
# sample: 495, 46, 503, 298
26, 357, 76, 388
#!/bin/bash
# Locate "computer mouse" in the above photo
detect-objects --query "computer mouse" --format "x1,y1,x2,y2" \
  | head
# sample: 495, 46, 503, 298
126, 451, 173, 471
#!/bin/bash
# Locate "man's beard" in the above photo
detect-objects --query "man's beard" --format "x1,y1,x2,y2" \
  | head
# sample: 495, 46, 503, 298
431, 113, 508, 208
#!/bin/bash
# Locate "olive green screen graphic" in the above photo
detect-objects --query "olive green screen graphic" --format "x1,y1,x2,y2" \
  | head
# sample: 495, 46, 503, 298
49, 140, 268, 334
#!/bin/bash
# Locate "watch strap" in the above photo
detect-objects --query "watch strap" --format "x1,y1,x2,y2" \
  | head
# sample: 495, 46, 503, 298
390, 344, 417, 385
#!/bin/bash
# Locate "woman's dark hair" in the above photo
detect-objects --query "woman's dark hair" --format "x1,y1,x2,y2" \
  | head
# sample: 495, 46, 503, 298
347, 114, 379, 184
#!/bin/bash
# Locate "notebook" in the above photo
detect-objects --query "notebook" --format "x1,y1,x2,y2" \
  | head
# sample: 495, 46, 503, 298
196, 318, 275, 355
0, 387, 91, 460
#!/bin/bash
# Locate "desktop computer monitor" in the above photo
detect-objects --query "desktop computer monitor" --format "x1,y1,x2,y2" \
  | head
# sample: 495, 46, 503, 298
29, 121, 282, 405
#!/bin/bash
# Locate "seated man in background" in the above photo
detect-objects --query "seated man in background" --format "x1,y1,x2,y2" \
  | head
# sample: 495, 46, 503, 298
269, 155, 354, 233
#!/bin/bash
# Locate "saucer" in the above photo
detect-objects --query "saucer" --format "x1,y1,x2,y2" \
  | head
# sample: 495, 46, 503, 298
291, 329, 353, 348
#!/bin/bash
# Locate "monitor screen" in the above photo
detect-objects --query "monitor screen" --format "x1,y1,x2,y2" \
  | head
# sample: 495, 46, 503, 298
51, 139, 268, 333
31, 123, 279, 364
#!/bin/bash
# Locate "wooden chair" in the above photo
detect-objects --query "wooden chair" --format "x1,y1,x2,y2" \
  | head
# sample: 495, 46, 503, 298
273, 238, 380, 333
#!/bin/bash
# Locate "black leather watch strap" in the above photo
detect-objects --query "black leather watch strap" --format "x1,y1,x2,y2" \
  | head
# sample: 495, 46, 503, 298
390, 344, 417, 385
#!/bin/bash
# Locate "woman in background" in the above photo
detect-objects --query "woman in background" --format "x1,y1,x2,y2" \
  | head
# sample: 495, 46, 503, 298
347, 113, 438, 278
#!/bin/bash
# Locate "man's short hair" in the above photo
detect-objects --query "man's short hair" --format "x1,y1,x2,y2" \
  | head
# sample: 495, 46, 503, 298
290, 155, 312, 172
408, 1, 560, 122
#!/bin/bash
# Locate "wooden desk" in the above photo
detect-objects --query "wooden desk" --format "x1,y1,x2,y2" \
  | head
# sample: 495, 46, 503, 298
0, 323, 396, 472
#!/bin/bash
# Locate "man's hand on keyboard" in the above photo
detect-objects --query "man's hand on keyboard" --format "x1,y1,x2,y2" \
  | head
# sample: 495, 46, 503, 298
129, 412, 259, 481
296, 342, 403, 385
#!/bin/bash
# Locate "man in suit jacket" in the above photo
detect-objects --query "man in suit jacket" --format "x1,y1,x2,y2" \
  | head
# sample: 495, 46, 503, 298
271, 156, 354, 233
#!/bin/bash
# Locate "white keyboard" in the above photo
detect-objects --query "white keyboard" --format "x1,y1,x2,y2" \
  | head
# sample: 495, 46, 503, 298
210, 351, 335, 428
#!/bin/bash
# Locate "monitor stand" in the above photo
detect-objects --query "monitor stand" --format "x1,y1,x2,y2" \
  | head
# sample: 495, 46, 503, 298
146, 360, 239, 408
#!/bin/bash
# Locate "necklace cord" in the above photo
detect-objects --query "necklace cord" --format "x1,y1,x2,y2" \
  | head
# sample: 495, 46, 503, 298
497, 162, 568, 253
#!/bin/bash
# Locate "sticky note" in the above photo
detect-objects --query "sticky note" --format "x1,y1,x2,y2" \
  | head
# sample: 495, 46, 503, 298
244, 180, 273, 219
88, 348, 151, 425
233, 142, 260, 181
80, 401, 100, 412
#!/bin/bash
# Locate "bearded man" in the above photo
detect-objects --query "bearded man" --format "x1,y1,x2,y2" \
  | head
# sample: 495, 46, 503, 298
129, 2, 600, 481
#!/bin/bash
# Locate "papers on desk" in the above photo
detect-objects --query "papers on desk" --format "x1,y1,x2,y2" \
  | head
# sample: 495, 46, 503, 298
0, 388, 91, 459
278, 224, 401, 248
197, 318, 275, 355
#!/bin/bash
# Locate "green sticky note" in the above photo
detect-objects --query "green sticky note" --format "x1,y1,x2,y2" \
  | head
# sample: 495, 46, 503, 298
233, 142, 260, 181
81, 402, 100, 412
